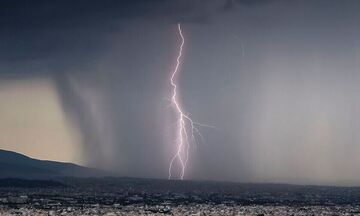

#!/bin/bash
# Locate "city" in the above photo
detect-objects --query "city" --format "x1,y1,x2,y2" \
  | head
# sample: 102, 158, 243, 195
1, 178, 360, 215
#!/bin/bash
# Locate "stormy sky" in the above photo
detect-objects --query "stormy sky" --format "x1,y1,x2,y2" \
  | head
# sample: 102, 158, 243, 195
1, 0, 360, 186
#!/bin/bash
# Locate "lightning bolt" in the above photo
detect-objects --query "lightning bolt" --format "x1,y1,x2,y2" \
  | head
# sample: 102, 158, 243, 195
167, 23, 212, 180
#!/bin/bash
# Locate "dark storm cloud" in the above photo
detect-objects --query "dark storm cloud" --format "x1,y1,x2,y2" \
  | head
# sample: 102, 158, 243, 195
0, 0, 269, 31
0, 0, 224, 65
2, 0, 360, 185
0, 0, 205, 30
0, 0, 228, 158
224, 0, 274, 10
0, 0, 272, 64
0, 0, 235, 173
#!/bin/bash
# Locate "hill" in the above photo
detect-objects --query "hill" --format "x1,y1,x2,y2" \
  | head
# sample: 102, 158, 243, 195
0, 149, 108, 179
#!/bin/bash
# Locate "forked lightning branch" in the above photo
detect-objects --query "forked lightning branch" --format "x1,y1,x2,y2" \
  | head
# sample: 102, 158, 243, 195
167, 23, 212, 180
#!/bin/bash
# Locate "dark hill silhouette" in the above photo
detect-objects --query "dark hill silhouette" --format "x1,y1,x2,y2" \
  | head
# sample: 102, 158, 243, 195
0, 149, 109, 179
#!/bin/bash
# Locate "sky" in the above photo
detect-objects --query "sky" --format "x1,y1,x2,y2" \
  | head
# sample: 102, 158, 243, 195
1, 0, 360, 186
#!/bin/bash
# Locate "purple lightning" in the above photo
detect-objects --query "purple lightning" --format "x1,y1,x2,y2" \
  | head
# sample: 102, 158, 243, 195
168, 23, 211, 180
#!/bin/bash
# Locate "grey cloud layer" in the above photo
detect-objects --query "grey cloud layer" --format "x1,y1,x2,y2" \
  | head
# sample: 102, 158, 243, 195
2, 0, 360, 185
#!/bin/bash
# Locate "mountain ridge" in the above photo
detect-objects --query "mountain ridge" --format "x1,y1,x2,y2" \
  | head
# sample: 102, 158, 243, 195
0, 149, 109, 179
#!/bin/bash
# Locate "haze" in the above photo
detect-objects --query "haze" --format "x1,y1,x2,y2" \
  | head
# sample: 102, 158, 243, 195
1, 0, 360, 186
